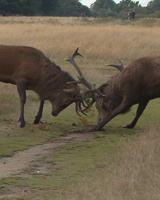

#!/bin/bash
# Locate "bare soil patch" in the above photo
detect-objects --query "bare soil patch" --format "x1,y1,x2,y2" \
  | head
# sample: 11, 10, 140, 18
0, 132, 95, 178
0, 132, 96, 199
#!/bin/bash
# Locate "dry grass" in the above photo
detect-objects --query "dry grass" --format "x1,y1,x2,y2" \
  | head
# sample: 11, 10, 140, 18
60, 126, 160, 200
1, 23, 159, 61
0, 83, 19, 115
0, 17, 159, 61
0, 16, 159, 86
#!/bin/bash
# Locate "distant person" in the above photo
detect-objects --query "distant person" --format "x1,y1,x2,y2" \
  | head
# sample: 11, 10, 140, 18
131, 10, 136, 19
79, 12, 87, 18
80, 13, 84, 17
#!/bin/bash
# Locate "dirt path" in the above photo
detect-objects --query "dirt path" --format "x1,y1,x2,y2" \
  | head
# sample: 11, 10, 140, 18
0, 133, 95, 178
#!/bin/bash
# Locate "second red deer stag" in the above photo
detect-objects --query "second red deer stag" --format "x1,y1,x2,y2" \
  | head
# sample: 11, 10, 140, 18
87, 56, 160, 131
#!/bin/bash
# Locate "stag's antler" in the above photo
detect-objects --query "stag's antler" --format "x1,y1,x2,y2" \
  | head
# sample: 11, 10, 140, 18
106, 58, 124, 72
84, 89, 105, 98
65, 47, 95, 116
84, 82, 108, 98
65, 47, 92, 89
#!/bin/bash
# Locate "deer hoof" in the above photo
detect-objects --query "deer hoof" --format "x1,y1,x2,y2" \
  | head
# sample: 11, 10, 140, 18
34, 117, 40, 124
122, 124, 134, 129
19, 121, 25, 128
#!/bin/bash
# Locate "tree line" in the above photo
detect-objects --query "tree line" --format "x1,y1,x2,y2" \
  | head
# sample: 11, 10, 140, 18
91, 0, 160, 19
0, 0, 90, 16
0, 0, 159, 19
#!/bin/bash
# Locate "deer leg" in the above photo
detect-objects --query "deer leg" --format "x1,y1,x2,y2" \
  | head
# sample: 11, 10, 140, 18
91, 98, 131, 131
123, 100, 149, 129
34, 100, 44, 124
16, 81, 26, 128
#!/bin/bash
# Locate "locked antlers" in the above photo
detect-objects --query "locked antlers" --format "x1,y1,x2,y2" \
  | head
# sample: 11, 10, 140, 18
65, 48, 124, 116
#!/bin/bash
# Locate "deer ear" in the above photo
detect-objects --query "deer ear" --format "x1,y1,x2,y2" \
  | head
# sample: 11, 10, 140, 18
63, 88, 75, 93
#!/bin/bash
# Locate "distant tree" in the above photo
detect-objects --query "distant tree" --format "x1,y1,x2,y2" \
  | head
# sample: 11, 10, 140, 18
56, 0, 90, 16
92, 0, 116, 11
0, 0, 60, 16
91, 0, 116, 17
40, 0, 59, 16
119, 0, 139, 8
147, 0, 160, 12
116, 0, 140, 12
0, 0, 21, 15
0, 0, 43, 16
24, 0, 42, 15
81, 5, 91, 16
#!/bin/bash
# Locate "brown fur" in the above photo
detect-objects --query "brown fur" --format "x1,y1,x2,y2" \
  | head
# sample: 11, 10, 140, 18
93, 56, 160, 130
0, 45, 80, 127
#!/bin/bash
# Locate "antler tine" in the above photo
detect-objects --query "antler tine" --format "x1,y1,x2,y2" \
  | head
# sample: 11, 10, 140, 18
75, 101, 87, 116
65, 47, 83, 76
85, 89, 105, 98
83, 82, 108, 98
65, 47, 83, 61
72, 47, 83, 58
65, 47, 92, 90
116, 58, 124, 71
105, 58, 124, 72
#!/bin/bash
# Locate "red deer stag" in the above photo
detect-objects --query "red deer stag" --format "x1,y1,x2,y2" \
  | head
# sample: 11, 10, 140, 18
0, 45, 89, 127
86, 56, 160, 131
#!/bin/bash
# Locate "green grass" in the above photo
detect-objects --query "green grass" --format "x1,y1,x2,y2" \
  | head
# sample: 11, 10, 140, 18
0, 86, 160, 199
0, 82, 159, 197
0, 129, 135, 199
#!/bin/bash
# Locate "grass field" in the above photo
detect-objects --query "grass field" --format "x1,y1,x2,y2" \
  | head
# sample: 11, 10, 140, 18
0, 16, 160, 199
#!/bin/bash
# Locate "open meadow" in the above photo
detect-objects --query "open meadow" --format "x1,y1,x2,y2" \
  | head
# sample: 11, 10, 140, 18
0, 17, 160, 199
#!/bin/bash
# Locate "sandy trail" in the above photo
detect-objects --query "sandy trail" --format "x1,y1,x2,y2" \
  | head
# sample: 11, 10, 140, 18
0, 133, 95, 178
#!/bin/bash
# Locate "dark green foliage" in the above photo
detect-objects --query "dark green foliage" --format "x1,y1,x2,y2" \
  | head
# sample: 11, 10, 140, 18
91, 0, 160, 19
0, 0, 90, 16
147, 0, 160, 12
55, 0, 90, 16
0, 0, 159, 18
40, 0, 59, 16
